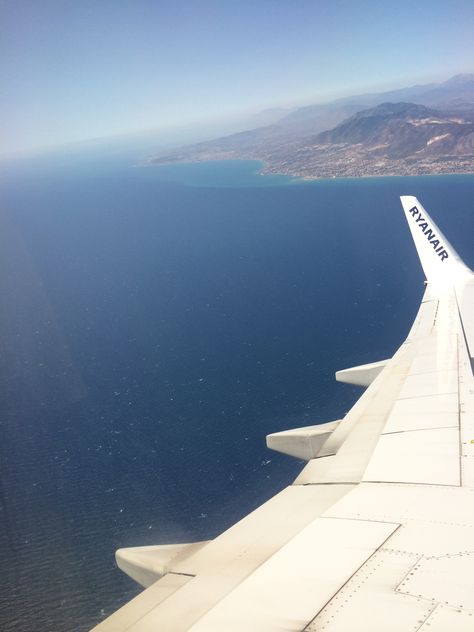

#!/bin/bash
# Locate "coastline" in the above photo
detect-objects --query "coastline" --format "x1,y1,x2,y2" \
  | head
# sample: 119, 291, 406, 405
147, 154, 474, 185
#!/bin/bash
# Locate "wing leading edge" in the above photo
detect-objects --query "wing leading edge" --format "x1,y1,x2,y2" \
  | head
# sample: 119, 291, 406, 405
92, 197, 474, 632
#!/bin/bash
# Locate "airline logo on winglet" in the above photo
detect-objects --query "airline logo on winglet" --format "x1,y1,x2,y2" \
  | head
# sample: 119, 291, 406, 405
408, 206, 449, 262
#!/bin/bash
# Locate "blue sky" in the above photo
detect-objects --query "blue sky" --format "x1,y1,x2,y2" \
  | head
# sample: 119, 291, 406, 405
1, 0, 473, 155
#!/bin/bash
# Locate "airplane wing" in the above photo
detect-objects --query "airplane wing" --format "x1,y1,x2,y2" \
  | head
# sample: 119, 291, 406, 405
92, 196, 474, 631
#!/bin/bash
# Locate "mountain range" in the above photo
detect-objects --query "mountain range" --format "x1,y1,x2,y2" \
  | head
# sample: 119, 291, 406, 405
151, 74, 474, 179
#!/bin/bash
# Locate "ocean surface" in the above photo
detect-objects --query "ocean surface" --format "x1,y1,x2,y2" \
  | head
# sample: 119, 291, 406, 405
0, 145, 473, 631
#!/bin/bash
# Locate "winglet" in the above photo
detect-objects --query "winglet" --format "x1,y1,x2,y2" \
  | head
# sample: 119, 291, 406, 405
400, 196, 471, 284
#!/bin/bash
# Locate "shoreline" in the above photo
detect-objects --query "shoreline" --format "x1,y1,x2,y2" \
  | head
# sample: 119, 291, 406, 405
147, 155, 474, 184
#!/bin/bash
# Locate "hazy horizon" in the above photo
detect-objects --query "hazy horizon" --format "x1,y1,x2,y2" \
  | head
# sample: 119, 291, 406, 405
2, 0, 474, 156
3, 69, 474, 163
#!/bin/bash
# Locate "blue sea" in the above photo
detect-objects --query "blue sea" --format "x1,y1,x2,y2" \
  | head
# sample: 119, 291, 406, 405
0, 145, 473, 631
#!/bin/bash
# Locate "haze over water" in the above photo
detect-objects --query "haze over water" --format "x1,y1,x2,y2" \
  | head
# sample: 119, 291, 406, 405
1, 148, 473, 631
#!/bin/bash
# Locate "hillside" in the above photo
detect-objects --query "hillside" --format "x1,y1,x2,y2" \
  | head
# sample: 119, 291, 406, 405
150, 75, 474, 179
314, 102, 474, 159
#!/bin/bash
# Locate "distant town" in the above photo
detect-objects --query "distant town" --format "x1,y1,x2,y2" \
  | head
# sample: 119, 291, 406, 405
258, 151, 474, 180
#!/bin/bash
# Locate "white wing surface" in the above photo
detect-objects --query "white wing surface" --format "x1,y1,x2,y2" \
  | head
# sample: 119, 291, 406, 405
92, 197, 474, 631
